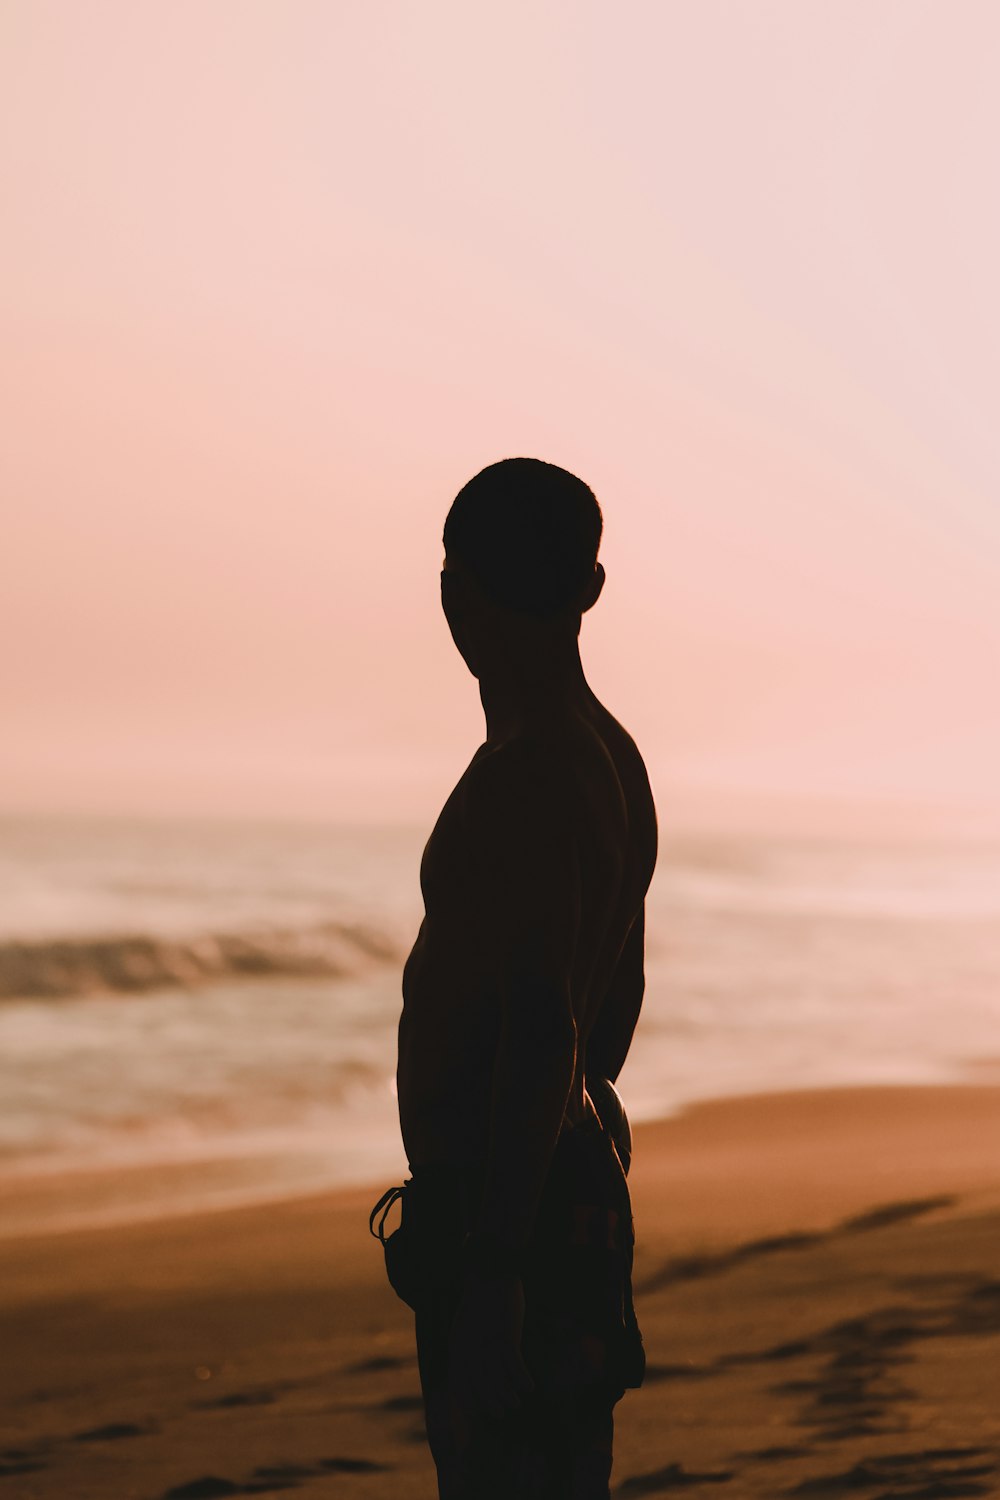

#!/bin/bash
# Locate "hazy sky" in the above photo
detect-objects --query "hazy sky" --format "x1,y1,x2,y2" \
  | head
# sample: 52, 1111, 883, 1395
4, 1, 999, 832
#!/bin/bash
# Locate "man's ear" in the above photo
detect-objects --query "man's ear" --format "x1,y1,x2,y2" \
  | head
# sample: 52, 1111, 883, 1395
579, 563, 605, 613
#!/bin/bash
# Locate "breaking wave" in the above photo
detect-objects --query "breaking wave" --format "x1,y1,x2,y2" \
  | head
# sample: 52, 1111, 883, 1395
0, 920, 402, 1001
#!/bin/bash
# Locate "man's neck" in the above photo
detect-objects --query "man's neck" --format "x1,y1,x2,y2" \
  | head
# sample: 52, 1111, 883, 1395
479, 642, 591, 743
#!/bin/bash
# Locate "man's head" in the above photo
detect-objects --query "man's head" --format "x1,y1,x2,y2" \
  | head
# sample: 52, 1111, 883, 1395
440, 457, 605, 680
443, 457, 603, 616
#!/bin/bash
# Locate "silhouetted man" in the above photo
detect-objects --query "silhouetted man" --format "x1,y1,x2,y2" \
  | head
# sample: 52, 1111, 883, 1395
387, 458, 657, 1498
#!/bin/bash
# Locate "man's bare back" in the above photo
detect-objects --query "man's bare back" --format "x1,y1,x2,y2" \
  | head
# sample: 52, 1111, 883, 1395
397, 691, 657, 1170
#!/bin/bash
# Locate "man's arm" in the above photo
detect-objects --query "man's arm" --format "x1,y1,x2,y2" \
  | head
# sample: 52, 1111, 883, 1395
463, 746, 580, 1254
585, 902, 646, 1085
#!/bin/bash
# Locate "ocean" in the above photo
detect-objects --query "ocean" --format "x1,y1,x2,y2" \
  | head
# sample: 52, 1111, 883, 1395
1, 814, 998, 1233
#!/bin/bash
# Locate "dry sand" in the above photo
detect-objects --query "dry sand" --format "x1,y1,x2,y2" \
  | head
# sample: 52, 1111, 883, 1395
1, 1085, 999, 1498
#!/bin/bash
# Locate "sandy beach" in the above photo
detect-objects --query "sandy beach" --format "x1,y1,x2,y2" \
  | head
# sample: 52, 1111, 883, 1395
2, 1084, 999, 1499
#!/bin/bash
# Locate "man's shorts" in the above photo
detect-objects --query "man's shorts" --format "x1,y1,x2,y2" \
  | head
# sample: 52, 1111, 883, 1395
373, 1113, 644, 1499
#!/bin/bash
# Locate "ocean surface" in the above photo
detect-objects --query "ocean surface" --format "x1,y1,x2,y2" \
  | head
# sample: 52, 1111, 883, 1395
2, 814, 999, 1232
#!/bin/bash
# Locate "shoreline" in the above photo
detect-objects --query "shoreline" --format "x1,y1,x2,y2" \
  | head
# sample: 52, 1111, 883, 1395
3, 1079, 1000, 1243
2, 1082, 999, 1497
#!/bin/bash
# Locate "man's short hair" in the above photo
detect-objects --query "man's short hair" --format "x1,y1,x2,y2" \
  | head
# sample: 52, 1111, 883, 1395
443, 457, 603, 619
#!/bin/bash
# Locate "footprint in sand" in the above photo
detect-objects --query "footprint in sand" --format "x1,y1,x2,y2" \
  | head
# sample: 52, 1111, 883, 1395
618, 1460, 734, 1493
636, 1199, 960, 1299
71, 1421, 156, 1442
163, 1456, 392, 1498
0, 1447, 49, 1477
344, 1352, 415, 1373
839, 1196, 957, 1234
642, 1360, 718, 1382
786, 1446, 998, 1496
193, 1389, 278, 1409
380, 1392, 424, 1411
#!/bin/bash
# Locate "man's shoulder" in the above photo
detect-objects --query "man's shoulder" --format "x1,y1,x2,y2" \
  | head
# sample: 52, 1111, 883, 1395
585, 701, 654, 792
459, 737, 558, 828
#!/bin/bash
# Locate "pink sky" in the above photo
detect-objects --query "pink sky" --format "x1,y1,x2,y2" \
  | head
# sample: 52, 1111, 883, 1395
3, 1, 999, 833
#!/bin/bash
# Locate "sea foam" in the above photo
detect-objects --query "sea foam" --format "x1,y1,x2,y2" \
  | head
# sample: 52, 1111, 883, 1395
0, 920, 401, 1001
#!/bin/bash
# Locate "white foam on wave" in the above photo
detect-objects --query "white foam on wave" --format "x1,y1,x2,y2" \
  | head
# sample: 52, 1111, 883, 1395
0, 920, 402, 1000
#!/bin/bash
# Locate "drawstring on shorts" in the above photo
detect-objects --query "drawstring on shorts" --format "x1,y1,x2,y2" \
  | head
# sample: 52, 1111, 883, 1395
369, 1180, 410, 1244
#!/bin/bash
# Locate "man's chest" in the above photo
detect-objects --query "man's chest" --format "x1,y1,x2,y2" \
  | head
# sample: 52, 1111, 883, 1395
400, 776, 498, 1035
418, 780, 481, 932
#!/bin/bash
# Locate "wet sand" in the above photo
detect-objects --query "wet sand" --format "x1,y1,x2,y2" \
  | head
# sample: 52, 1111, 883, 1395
1, 1085, 999, 1498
